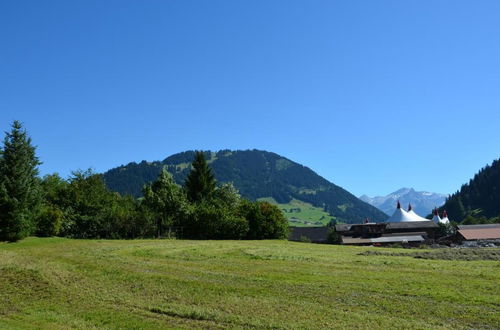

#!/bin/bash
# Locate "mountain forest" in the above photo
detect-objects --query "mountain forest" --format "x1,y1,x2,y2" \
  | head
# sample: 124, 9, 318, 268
103, 150, 388, 224
440, 158, 500, 224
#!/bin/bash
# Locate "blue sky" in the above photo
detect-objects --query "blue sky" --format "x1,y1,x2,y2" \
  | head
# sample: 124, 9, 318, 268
1, 0, 499, 197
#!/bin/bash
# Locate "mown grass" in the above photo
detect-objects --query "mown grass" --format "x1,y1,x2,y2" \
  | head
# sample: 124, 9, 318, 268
0, 238, 499, 329
360, 248, 500, 261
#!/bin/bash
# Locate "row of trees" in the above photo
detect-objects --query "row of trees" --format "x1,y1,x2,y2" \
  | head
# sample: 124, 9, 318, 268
143, 151, 289, 239
0, 121, 288, 242
441, 158, 500, 223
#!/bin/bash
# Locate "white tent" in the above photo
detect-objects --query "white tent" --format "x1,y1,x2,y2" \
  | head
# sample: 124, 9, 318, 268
407, 203, 430, 222
440, 210, 450, 224
431, 209, 442, 223
386, 202, 425, 223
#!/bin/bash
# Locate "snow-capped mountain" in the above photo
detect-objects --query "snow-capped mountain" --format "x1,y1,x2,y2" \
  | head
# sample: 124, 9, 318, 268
359, 188, 447, 217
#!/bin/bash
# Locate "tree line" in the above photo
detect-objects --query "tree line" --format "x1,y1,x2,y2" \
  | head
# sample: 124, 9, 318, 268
0, 121, 288, 242
440, 158, 500, 224
103, 149, 388, 224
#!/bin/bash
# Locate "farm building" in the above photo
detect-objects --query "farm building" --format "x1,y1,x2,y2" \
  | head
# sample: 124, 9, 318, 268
288, 226, 329, 243
335, 221, 439, 246
455, 224, 500, 243
288, 221, 440, 245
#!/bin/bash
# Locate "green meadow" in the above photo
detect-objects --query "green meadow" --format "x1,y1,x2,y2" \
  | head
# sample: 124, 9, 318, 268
258, 197, 334, 226
1, 238, 499, 329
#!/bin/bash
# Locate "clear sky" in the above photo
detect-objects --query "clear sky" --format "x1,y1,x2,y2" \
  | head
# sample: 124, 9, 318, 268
1, 0, 499, 197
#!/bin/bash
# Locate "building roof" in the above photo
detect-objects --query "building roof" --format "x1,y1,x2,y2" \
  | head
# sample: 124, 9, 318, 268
386, 207, 427, 223
458, 224, 500, 230
334, 221, 439, 233
386, 221, 438, 229
457, 224, 500, 240
342, 235, 424, 245
440, 217, 450, 224
431, 215, 441, 223
407, 209, 431, 222
431, 209, 449, 224
440, 210, 451, 224
335, 224, 351, 232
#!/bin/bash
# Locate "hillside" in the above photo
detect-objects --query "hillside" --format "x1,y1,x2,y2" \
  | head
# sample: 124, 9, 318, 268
360, 188, 446, 217
103, 150, 388, 224
441, 158, 500, 222
1, 238, 498, 329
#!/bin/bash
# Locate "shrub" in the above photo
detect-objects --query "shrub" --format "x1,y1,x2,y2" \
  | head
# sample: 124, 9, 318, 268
438, 222, 456, 237
185, 200, 248, 239
326, 227, 342, 244
36, 205, 63, 237
239, 200, 289, 239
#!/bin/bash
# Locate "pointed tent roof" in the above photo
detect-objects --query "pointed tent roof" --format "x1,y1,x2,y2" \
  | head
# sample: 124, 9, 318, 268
405, 203, 430, 221
386, 201, 426, 222
440, 210, 450, 224
431, 208, 442, 224
407, 209, 431, 222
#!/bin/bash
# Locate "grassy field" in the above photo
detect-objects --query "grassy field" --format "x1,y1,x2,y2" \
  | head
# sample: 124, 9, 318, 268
258, 197, 334, 226
0, 238, 499, 329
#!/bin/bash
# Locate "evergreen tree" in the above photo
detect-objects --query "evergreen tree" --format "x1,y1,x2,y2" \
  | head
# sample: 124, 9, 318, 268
0, 121, 41, 241
184, 151, 216, 202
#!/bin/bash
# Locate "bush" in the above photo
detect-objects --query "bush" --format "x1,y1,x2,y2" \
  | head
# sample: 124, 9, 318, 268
185, 200, 248, 239
239, 200, 289, 239
438, 222, 456, 237
326, 227, 342, 244
36, 205, 63, 237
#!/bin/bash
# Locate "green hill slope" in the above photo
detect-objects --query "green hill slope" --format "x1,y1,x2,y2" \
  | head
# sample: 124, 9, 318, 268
258, 197, 335, 227
441, 158, 500, 222
103, 150, 388, 224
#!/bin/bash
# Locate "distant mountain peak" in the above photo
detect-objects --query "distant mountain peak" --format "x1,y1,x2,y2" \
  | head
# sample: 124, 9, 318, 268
394, 187, 412, 194
360, 188, 446, 217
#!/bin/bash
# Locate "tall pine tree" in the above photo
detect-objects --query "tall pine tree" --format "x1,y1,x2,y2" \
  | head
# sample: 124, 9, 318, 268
0, 121, 41, 241
185, 151, 216, 202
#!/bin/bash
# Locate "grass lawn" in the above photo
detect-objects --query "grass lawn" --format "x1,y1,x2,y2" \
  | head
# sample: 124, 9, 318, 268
0, 238, 499, 329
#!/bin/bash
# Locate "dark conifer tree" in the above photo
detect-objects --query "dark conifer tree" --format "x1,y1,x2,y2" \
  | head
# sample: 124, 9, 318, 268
185, 151, 216, 202
0, 121, 41, 241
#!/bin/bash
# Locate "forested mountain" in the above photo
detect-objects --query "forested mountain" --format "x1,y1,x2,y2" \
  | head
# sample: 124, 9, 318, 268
360, 188, 446, 217
103, 150, 388, 224
441, 158, 500, 222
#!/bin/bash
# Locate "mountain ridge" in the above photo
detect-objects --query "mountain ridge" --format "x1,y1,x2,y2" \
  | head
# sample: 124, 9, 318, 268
103, 149, 388, 224
360, 188, 447, 217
